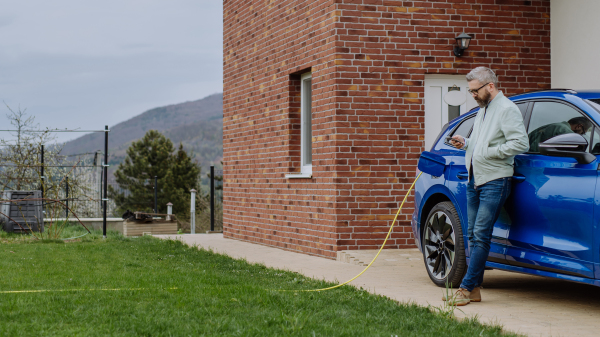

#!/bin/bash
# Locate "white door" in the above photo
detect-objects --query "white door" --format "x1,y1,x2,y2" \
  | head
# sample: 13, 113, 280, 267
424, 75, 478, 150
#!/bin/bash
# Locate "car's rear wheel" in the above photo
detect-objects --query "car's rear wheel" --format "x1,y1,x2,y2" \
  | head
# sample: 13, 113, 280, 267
422, 201, 466, 287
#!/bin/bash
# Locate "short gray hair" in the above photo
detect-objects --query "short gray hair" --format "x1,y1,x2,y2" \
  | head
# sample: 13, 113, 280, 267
568, 117, 593, 132
466, 67, 498, 87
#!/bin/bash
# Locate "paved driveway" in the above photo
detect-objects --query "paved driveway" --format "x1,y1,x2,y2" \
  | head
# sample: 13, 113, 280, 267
156, 234, 600, 337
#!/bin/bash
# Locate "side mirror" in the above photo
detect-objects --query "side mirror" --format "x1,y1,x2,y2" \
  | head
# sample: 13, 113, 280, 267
539, 133, 596, 164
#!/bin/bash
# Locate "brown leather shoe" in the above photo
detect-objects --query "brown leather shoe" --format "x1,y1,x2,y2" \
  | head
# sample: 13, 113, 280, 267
470, 286, 481, 302
448, 288, 471, 306
442, 287, 481, 302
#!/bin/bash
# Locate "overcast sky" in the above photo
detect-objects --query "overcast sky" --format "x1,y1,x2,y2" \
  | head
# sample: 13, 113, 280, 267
0, 0, 222, 143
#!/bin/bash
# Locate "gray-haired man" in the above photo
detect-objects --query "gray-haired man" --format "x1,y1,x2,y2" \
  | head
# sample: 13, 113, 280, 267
446, 67, 529, 305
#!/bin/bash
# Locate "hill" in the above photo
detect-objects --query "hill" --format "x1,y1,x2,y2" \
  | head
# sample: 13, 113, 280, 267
61, 93, 223, 176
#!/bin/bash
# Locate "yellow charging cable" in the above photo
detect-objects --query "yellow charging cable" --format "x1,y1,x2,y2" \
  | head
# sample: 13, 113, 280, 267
283, 172, 423, 292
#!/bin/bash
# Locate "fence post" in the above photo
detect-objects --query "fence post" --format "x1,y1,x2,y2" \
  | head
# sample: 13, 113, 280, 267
166, 202, 173, 221
210, 165, 215, 232
65, 176, 69, 218
103, 125, 108, 239
190, 189, 196, 234
40, 144, 44, 199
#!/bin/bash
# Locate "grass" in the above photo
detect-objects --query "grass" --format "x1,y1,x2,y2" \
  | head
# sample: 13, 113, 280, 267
0, 226, 514, 336
0, 221, 115, 244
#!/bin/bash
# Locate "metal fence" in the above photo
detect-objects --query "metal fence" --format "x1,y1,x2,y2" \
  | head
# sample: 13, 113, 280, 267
56, 182, 125, 218
0, 145, 120, 219
1, 142, 222, 221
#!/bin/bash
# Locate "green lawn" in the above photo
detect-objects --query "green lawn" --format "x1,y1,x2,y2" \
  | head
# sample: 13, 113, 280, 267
0, 226, 513, 336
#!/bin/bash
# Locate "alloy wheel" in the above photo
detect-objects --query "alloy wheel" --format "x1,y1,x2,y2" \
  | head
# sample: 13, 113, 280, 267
423, 211, 456, 280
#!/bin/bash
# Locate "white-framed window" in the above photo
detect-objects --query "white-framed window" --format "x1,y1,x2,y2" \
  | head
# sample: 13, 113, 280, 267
300, 72, 312, 174
286, 71, 313, 179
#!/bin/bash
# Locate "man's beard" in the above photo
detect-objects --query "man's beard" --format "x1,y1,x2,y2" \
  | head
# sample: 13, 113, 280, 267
475, 90, 491, 108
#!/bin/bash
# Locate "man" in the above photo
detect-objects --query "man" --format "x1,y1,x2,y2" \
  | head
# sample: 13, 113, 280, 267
446, 67, 529, 306
528, 117, 592, 152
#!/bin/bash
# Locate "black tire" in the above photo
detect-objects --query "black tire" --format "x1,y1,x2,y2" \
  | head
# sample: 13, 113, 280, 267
421, 201, 467, 287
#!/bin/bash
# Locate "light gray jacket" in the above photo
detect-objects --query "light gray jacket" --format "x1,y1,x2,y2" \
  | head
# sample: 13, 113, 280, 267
464, 91, 529, 186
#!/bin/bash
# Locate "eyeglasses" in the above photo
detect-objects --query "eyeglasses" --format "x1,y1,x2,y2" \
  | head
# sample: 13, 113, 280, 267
467, 82, 491, 95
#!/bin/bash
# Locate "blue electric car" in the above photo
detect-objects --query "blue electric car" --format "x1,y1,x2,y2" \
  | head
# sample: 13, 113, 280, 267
412, 89, 600, 288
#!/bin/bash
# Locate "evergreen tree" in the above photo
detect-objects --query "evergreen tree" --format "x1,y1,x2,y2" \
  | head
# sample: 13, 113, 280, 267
163, 143, 200, 217
110, 130, 174, 214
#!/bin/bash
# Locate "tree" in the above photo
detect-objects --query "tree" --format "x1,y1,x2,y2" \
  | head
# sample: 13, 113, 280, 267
110, 130, 174, 214
0, 105, 90, 217
0, 104, 56, 190
110, 131, 201, 216
163, 143, 200, 217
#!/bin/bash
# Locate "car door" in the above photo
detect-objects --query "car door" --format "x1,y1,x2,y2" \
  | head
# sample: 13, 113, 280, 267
505, 100, 597, 278
445, 102, 529, 262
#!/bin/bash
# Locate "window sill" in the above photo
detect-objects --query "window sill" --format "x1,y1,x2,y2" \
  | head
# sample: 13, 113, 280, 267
285, 173, 312, 179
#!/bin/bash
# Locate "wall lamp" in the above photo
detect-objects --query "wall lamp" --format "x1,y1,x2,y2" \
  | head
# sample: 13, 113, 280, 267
453, 33, 472, 57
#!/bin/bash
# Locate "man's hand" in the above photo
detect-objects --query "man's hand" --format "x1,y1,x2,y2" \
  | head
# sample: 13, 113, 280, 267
449, 135, 465, 149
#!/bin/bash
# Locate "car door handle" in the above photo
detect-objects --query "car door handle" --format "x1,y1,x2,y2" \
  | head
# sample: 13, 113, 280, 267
512, 175, 526, 183
457, 172, 469, 180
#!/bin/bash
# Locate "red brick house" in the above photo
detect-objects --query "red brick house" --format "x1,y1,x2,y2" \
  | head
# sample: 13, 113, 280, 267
222, 0, 551, 259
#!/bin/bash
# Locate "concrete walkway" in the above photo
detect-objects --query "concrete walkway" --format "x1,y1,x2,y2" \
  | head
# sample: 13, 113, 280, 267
156, 234, 600, 337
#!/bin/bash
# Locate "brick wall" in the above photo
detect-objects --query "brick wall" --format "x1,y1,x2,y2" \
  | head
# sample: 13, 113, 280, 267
223, 0, 551, 258
223, 0, 342, 258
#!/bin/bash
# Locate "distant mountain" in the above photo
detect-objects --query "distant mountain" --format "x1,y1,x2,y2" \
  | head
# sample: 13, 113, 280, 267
61, 93, 223, 177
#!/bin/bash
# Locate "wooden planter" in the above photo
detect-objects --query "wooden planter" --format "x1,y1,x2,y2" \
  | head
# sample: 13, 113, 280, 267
123, 219, 177, 237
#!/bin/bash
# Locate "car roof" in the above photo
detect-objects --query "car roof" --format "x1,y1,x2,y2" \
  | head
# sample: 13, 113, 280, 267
508, 89, 600, 101
458, 88, 600, 125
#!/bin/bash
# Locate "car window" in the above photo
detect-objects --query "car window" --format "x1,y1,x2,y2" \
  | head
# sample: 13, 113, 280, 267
452, 116, 475, 139
516, 102, 528, 118
527, 102, 593, 153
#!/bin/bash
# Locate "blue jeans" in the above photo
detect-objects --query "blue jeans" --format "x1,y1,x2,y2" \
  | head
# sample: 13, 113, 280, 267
459, 177, 511, 291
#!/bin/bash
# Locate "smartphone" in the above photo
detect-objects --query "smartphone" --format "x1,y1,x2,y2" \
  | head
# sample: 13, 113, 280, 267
445, 136, 464, 145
